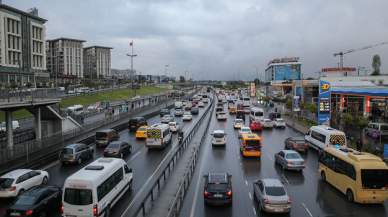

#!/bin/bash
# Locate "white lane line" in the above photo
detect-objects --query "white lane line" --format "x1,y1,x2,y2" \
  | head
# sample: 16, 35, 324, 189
282, 174, 290, 185
40, 161, 59, 170
240, 163, 242, 166
267, 153, 273, 161
238, 156, 240, 159
253, 207, 256, 215
249, 192, 252, 199
126, 151, 141, 163
302, 202, 313, 217
245, 180, 248, 186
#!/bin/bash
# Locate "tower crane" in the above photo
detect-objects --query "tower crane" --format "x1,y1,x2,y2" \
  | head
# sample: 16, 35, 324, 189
333, 41, 388, 68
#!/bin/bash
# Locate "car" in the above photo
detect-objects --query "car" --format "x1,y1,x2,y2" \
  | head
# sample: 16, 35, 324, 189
244, 106, 251, 114
215, 106, 223, 114
191, 101, 196, 107
198, 101, 205, 107
229, 107, 236, 114
284, 137, 308, 153
175, 109, 184, 116
135, 126, 148, 139
168, 122, 180, 132
268, 112, 281, 120
182, 100, 187, 106
185, 102, 192, 110
95, 102, 102, 107
191, 107, 199, 114
233, 119, 245, 129
371, 106, 386, 116
228, 99, 234, 104
249, 121, 263, 130
260, 119, 273, 129
253, 178, 291, 213
189, 97, 194, 101
4, 185, 63, 217
87, 104, 98, 113
239, 95, 243, 100
273, 118, 286, 128
238, 127, 252, 138
236, 110, 245, 119
160, 109, 170, 117
193, 98, 199, 104
217, 102, 223, 107
217, 112, 227, 120
103, 141, 132, 158
274, 150, 305, 171
128, 117, 148, 131
237, 103, 244, 110
95, 129, 120, 147
0, 169, 49, 198
162, 115, 174, 123
59, 143, 94, 165
203, 172, 232, 205
183, 112, 192, 121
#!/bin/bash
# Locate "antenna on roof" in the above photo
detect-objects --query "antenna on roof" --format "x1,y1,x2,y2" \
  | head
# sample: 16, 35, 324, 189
27, 7, 38, 16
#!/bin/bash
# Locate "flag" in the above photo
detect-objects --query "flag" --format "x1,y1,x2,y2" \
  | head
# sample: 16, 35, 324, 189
130, 42, 133, 46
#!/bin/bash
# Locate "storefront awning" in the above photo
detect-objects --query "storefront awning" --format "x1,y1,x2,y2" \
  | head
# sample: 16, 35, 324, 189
331, 88, 388, 98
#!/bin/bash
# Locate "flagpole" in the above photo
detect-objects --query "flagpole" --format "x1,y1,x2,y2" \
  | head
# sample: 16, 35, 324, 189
131, 41, 133, 116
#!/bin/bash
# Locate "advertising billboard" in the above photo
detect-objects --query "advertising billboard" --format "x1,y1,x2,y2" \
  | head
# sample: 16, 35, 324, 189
274, 65, 300, 80
251, 83, 255, 96
318, 80, 331, 124
294, 96, 300, 112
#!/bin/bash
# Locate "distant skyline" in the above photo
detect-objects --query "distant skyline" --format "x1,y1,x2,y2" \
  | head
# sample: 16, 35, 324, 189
6, 0, 388, 81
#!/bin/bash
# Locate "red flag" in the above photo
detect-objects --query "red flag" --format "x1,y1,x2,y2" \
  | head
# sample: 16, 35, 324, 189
130, 42, 133, 46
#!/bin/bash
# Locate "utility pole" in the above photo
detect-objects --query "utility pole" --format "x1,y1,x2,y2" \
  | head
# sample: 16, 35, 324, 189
165, 64, 169, 108
292, 83, 295, 126
126, 41, 137, 116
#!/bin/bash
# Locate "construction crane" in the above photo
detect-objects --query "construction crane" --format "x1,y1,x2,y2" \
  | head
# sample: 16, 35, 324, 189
333, 41, 388, 68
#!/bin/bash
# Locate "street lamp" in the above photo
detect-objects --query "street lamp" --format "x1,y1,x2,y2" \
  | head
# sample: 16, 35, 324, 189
126, 54, 137, 113
185, 71, 188, 88
165, 65, 169, 107
252, 66, 258, 86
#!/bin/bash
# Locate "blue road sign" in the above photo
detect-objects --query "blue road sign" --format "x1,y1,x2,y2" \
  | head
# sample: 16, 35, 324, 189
371, 131, 379, 138
384, 144, 388, 158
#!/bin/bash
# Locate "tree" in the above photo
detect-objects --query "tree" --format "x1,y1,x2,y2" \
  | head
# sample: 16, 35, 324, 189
26, 82, 32, 88
140, 76, 147, 84
42, 81, 47, 88
341, 113, 354, 126
253, 78, 260, 85
180, 76, 186, 82
286, 99, 292, 109
371, 54, 381, 76
98, 74, 104, 79
353, 116, 370, 140
306, 77, 315, 80
10, 82, 17, 88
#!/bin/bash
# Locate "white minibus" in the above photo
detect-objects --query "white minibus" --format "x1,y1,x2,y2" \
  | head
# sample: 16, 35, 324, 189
243, 97, 250, 107
249, 107, 264, 122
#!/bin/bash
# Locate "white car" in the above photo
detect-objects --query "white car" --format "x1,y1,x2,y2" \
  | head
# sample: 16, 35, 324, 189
217, 112, 227, 120
198, 101, 204, 107
161, 115, 174, 123
260, 119, 274, 129
238, 127, 252, 138
273, 118, 286, 128
175, 109, 184, 116
0, 169, 49, 198
233, 119, 245, 129
183, 112, 192, 121
211, 130, 227, 146
168, 122, 180, 132
182, 100, 187, 106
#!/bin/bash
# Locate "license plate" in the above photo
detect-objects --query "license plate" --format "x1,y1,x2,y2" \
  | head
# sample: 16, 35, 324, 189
273, 208, 283, 212
250, 152, 255, 154
10, 213, 20, 216
214, 194, 222, 198
65, 155, 71, 158
369, 200, 378, 203
216, 140, 221, 142
299, 149, 305, 151
295, 162, 301, 165
109, 152, 113, 153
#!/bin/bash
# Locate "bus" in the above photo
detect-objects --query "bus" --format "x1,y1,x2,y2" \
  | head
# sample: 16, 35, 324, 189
243, 97, 250, 107
231, 89, 236, 95
202, 94, 209, 103
318, 147, 388, 204
239, 133, 262, 157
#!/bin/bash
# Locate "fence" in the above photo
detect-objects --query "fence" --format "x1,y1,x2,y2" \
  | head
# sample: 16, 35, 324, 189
0, 88, 61, 102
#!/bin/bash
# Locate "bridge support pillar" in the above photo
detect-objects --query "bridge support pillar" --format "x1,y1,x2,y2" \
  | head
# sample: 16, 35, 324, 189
5, 110, 13, 148
34, 107, 41, 139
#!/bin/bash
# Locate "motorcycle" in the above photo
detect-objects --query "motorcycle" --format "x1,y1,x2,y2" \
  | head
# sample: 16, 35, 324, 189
178, 135, 183, 143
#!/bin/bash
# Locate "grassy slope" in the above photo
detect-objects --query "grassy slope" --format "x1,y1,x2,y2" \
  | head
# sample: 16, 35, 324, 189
0, 86, 166, 122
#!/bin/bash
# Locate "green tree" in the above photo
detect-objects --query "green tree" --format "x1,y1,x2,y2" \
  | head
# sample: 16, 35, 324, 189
10, 82, 17, 88
353, 116, 370, 140
140, 76, 147, 83
371, 54, 381, 76
92, 73, 98, 79
180, 76, 186, 82
253, 78, 260, 85
26, 82, 32, 88
341, 113, 354, 126
306, 77, 315, 80
98, 74, 104, 79
286, 99, 292, 109
307, 103, 318, 114
299, 101, 305, 110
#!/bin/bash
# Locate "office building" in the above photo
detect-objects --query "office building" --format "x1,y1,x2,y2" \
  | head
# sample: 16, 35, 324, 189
83, 46, 113, 78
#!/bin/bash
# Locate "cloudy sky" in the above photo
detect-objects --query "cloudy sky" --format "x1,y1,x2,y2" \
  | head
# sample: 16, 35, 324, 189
7, 0, 388, 81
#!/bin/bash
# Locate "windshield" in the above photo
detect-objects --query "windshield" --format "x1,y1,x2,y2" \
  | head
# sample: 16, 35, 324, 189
61, 148, 73, 154
64, 189, 93, 205
1, 123, 5, 128
265, 120, 272, 123
265, 187, 286, 196
253, 122, 261, 125
0, 178, 14, 188
277, 119, 284, 123
254, 112, 264, 117
96, 132, 107, 139
286, 153, 302, 159
361, 169, 388, 189
241, 128, 251, 132
235, 120, 243, 123
107, 144, 119, 149
184, 112, 191, 115
163, 115, 170, 118
213, 133, 224, 138
243, 98, 250, 101
295, 140, 305, 144
137, 128, 146, 131
246, 140, 260, 147
207, 183, 229, 191
13, 195, 36, 205
169, 123, 176, 126
219, 113, 225, 115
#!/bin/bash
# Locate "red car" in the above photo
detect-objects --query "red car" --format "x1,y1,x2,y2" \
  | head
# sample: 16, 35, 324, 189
250, 121, 263, 130
237, 103, 244, 110
95, 102, 102, 107
192, 102, 196, 106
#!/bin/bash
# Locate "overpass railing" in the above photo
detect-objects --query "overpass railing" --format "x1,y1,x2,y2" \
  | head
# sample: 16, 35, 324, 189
0, 88, 61, 103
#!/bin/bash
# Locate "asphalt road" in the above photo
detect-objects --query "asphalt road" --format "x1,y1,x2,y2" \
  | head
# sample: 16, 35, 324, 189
0, 90, 209, 216
178, 95, 388, 217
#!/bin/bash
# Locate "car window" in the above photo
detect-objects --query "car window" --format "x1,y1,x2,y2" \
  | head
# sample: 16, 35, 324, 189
107, 144, 120, 149
96, 132, 107, 139
0, 178, 14, 188
258, 181, 264, 192
61, 148, 73, 154
12, 195, 37, 205
124, 165, 131, 174
29, 171, 40, 177
265, 186, 286, 196
213, 133, 225, 138
207, 183, 229, 191
17, 173, 31, 183
38, 190, 51, 203
286, 153, 302, 159
168, 123, 175, 126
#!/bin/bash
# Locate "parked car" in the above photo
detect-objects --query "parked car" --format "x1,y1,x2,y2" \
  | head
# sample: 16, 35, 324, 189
203, 172, 232, 205
250, 121, 263, 131
4, 185, 62, 217
273, 118, 286, 128
238, 127, 252, 138
274, 150, 305, 171
103, 141, 132, 158
59, 143, 94, 165
260, 119, 273, 129
371, 106, 386, 116
365, 122, 388, 137
183, 112, 192, 121
175, 109, 184, 116
0, 169, 49, 198
233, 119, 245, 129
160, 109, 170, 117
87, 104, 98, 113
95, 129, 120, 147
162, 115, 174, 123
253, 179, 291, 213
191, 107, 199, 114
169, 122, 180, 132
284, 137, 308, 153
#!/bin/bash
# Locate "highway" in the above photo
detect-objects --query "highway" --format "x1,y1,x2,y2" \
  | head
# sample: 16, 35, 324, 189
0, 89, 210, 216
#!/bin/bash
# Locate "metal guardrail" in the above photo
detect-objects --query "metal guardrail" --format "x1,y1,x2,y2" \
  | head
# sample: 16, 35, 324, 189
131, 91, 215, 217
0, 127, 35, 148
0, 88, 61, 103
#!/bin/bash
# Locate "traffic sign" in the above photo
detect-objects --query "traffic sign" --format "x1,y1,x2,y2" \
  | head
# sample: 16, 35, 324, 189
371, 131, 379, 138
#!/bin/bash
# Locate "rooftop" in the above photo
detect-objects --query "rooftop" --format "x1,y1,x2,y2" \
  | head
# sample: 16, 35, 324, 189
0, 4, 48, 23
46, 37, 86, 42
84, 45, 114, 49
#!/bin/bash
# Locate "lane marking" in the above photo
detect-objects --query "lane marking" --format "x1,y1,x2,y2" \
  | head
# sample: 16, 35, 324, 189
245, 180, 248, 186
253, 207, 256, 215
240, 163, 242, 166
40, 161, 59, 170
126, 151, 141, 163
282, 174, 290, 185
302, 202, 313, 217
267, 153, 273, 161
249, 192, 252, 199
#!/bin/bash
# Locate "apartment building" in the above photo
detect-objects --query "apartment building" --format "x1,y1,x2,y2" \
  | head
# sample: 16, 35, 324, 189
46, 37, 86, 83
83, 46, 113, 78
0, 4, 48, 86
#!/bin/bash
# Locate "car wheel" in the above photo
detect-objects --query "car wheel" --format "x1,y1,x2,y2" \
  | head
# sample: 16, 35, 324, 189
105, 205, 111, 217
258, 200, 264, 212
90, 151, 94, 158
282, 163, 286, 170
321, 171, 326, 182
274, 157, 277, 164
346, 189, 354, 202
42, 176, 48, 185
129, 180, 133, 190
77, 157, 82, 165
18, 189, 25, 196
39, 212, 46, 217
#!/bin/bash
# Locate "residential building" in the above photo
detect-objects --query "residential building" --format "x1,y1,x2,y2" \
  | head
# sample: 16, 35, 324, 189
0, 4, 48, 86
46, 37, 86, 83
83, 46, 113, 78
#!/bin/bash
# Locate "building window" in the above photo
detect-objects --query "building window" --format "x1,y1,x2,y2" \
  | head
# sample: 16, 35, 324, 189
370, 80, 375, 84
9, 75, 15, 82
0, 75, 7, 82
29, 76, 34, 82
23, 76, 28, 83
379, 80, 383, 85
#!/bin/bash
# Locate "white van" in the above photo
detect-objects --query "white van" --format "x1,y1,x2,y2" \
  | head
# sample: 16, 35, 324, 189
365, 122, 388, 137
305, 125, 347, 151
67, 105, 85, 117
62, 158, 133, 217
249, 107, 264, 122
0, 121, 20, 132
243, 97, 250, 107
146, 123, 172, 148
175, 101, 183, 109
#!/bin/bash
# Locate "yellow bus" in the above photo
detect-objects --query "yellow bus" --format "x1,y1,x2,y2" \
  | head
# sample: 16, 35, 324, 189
239, 133, 261, 157
318, 147, 388, 204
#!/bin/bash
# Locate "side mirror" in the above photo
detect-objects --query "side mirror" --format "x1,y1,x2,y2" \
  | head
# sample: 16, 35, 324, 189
203, 175, 208, 178
228, 175, 233, 178
129, 168, 133, 173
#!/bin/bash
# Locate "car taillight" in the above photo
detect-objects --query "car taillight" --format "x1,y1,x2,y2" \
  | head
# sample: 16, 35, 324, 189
161, 138, 163, 143
61, 204, 63, 214
73, 154, 77, 157
137, 124, 139, 126
95, 135, 96, 140
263, 198, 269, 204
174, 126, 176, 128
128, 124, 129, 126
93, 204, 98, 216
114, 150, 119, 153
107, 136, 109, 140
26, 210, 33, 216
302, 162, 306, 164
287, 162, 292, 164
145, 138, 147, 142
363, 184, 365, 189
287, 199, 291, 204
9, 186, 16, 191
204, 191, 211, 196
104, 150, 107, 152
225, 191, 232, 195
4, 210, 6, 215
293, 143, 297, 146
224, 137, 225, 140
305, 143, 308, 146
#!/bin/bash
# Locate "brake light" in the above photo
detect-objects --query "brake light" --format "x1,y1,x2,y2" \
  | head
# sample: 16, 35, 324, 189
305, 143, 308, 146
4, 210, 6, 215
73, 154, 77, 157
363, 184, 365, 189
93, 204, 98, 216
107, 136, 109, 141
26, 210, 33, 216
161, 138, 163, 143
287, 199, 291, 204
95, 135, 96, 140
137, 124, 139, 126
263, 198, 269, 204
204, 191, 211, 196
128, 124, 129, 126
61, 204, 63, 213
287, 162, 292, 164
225, 191, 232, 195
224, 137, 225, 140
385, 184, 388, 189
9, 186, 15, 191
302, 162, 306, 164
104, 150, 107, 152
114, 150, 119, 153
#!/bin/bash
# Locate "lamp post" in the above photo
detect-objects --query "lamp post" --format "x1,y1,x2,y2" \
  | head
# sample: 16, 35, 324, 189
126, 53, 137, 114
13, 60, 22, 101
165, 64, 169, 108
185, 71, 188, 88
252, 66, 258, 86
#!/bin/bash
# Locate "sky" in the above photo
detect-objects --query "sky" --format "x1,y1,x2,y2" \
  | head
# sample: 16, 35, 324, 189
6, 0, 388, 81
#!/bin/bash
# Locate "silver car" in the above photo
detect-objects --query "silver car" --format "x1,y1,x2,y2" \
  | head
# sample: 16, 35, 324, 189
273, 118, 286, 128
238, 127, 252, 138
244, 106, 251, 114
88, 104, 98, 113
253, 179, 291, 214
274, 150, 305, 171
161, 115, 174, 123
175, 109, 184, 116
233, 119, 245, 129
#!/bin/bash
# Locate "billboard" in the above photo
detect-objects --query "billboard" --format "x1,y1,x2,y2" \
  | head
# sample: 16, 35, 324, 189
294, 96, 300, 112
251, 83, 255, 96
274, 65, 300, 80
318, 80, 331, 124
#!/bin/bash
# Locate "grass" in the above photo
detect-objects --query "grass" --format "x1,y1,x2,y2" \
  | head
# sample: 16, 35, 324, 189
0, 86, 167, 122
284, 114, 318, 128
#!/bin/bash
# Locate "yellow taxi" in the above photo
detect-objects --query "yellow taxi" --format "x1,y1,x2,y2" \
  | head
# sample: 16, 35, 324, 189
229, 107, 237, 114
136, 126, 148, 139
